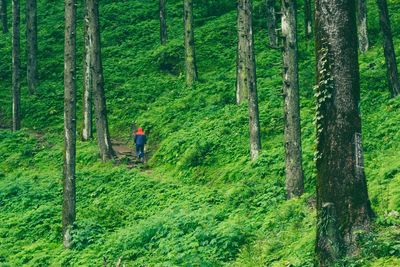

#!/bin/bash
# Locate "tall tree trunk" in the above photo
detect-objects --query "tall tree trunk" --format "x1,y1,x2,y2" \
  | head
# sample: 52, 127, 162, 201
266, 0, 278, 47
304, 0, 312, 38
377, 0, 400, 97
159, 0, 167, 45
357, 0, 368, 53
282, 0, 304, 199
82, 0, 92, 141
62, 0, 77, 249
88, 0, 114, 160
183, 0, 198, 86
0, 0, 8, 33
247, 0, 261, 161
314, 0, 373, 265
12, 0, 20, 131
238, 0, 261, 160
236, 0, 248, 104
26, 0, 38, 95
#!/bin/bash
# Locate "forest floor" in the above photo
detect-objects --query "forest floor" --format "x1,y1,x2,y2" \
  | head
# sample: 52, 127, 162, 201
1, 0, 399, 265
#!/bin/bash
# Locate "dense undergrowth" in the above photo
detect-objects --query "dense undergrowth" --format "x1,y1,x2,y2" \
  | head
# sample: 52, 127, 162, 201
0, 0, 399, 266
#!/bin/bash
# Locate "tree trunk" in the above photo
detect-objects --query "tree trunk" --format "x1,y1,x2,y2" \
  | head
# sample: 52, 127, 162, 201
304, 0, 312, 38
314, 0, 373, 265
82, 0, 92, 141
62, 0, 77, 249
12, 0, 20, 131
236, 0, 248, 104
88, 0, 114, 160
238, 0, 261, 160
183, 0, 198, 86
26, 0, 38, 95
0, 0, 8, 33
266, 0, 278, 47
159, 0, 167, 45
357, 0, 368, 53
281, 0, 304, 199
377, 0, 400, 97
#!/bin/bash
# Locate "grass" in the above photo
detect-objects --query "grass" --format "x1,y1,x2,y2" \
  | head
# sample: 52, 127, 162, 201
0, 0, 399, 265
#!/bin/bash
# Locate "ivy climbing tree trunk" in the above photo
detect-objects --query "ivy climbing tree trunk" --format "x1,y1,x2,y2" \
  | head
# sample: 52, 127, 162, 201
281, 0, 304, 199
12, 0, 20, 131
184, 0, 198, 86
87, 0, 114, 160
357, 0, 368, 53
304, 0, 312, 38
26, 0, 38, 95
237, 0, 261, 160
377, 0, 400, 97
314, 0, 373, 265
62, 0, 77, 249
266, 0, 278, 47
82, 0, 92, 141
0, 0, 8, 33
159, 0, 167, 45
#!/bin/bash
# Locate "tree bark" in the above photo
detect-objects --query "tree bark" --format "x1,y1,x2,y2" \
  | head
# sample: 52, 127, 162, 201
184, 0, 198, 86
82, 0, 92, 141
237, 0, 261, 160
62, 0, 77, 249
26, 0, 38, 95
12, 0, 20, 131
357, 0, 368, 53
266, 0, 278, 47
377, 0, 400, 97
314, 0, 373, 265
236, 0, 248, 104
159, 0, 167, 45
304, 0, 312, 38
87, 0, 114, 160
0, 0, 8, 33
247, 0, 261, 161
282, 0, 304, 199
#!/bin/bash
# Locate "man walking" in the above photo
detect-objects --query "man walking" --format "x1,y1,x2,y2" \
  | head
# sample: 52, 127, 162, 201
134, 127, 147, 162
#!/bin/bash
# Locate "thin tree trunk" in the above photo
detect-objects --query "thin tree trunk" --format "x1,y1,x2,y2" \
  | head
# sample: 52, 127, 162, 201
184, 0, 198, 86
304, 0, 312, 38
12, 0, 20, 131
62, 0, 77, 249
88, 0, 114, 160
236, 0, 248, 104
82, 0, 92, 141
314, 0, 373, 265
266, 0, 278, 47
0, 0, 8, 33
238, 0, 261, 160
159, 0, 167, 45
357, 0, 368, 53
377, 0, 400, 97
282, 0, 304, 198
26, 0, 38, 95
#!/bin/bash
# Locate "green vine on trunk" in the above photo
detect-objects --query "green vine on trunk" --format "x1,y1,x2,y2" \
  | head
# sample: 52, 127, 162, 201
313, 43, 334, 161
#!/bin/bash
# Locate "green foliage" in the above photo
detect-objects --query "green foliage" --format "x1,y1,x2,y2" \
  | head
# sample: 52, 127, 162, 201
0, 0, 399, 265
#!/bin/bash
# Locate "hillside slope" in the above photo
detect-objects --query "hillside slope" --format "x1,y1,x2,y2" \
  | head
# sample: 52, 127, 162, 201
0, 0, 399, 266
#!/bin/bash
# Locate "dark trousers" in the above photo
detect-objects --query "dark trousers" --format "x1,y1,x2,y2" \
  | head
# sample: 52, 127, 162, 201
136, 144, 144, 159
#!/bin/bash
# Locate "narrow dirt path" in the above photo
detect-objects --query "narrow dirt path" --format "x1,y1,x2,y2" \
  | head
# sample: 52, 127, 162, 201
111, 139, 146, 169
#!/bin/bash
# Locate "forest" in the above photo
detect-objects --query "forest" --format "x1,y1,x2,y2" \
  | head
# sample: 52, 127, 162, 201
0, 0, 399, 266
